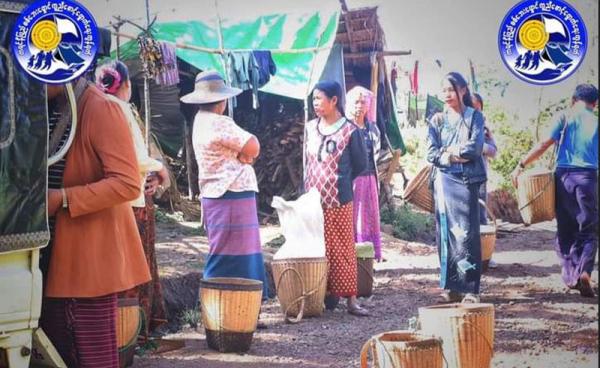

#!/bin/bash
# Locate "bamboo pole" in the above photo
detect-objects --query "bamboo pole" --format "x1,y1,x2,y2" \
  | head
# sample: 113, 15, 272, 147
110, 31, 333, 55
143, 0, 151, 151
213, 0, 233, 117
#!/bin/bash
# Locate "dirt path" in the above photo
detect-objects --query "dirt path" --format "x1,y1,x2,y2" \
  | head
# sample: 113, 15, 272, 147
134, 220, 598, 368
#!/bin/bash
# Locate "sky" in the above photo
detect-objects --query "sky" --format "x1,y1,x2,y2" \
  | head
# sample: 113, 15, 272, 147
82, 0, 599, 122
356, 0, 599, 122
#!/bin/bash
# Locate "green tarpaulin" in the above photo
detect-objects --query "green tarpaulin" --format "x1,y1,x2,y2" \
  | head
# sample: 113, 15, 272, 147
425, 94, 444, 122
1, 9, 49, 252
116, 10, 340, 100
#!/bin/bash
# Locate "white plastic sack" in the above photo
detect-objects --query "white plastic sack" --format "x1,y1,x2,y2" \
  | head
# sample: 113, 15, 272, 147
271, 188, 326, 260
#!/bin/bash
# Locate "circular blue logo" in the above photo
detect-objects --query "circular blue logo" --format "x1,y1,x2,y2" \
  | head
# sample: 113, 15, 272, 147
10, 0, 99, 84
498, 0, 587, 85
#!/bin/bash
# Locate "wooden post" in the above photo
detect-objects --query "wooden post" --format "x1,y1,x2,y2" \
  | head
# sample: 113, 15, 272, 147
184, 120, 199, 199
143, 0, 151, 152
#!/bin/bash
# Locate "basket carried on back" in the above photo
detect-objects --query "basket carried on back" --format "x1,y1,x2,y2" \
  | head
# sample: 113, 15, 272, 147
360, 330, 444, 368
479, 199, 497, 272
199, 277, 263, 353
418, 303, 495, 368
116, 298, 143, 368
517, 169, 555, 225
404, 165, 434, 213
271, 257, 328, 323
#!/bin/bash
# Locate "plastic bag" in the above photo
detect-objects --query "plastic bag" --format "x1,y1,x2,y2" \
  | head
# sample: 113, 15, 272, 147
271, 188, 326, 260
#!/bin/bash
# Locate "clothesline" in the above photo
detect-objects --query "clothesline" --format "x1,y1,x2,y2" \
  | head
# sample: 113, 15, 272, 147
111, 31, 333, 55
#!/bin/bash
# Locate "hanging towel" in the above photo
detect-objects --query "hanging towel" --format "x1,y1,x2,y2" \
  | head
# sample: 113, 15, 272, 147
251, 50, 277, 87
228, 51, 277, 109
227, 52, 259, 108
155, 41, 179, 86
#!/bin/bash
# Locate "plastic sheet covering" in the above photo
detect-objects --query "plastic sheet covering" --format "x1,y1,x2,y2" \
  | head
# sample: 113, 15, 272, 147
0, 4, 50, 252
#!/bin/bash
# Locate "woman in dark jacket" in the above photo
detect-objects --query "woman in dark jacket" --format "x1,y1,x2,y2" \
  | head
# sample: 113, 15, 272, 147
427, 72, 486, 303
303, 80, 369, 316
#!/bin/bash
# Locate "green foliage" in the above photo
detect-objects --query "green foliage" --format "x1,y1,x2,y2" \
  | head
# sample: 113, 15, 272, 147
155, 208, 179, 225
135, 339, 159, 357
490, 121, 535, 191
380, 204, 434, 242
179, 308, 200, 329
265, 235, 286, 248
155, 208, 206, 236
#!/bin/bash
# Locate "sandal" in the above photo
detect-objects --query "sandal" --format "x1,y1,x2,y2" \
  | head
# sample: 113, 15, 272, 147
439, 290, 462, 303
578, 273, 595, 298
348, 305, 370, 317
461, 293, 480, 303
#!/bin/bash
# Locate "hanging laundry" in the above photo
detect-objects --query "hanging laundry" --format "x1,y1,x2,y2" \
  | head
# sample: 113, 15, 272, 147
251, 50, 276, 87
138, 36, 164, 79
227, 51, 260, 109
97, 27, 112, 58
376, 82, 389, 151
155, 41, 179, 86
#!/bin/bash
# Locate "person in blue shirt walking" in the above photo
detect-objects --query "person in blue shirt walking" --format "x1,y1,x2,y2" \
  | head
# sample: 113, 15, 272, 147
512, 84, 598, 298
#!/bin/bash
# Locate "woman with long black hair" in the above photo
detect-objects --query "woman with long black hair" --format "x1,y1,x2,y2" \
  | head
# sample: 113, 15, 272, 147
303, 80, 369, 316
427, 72, 486, 303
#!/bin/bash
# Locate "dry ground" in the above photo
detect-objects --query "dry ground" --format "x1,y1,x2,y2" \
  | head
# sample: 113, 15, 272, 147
133, 219, 598, 368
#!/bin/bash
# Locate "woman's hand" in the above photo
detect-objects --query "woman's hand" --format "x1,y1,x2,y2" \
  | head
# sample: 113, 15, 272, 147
144, 173, 160, 196
238, 152, 255, 165
47, 189, 62, 216
511, 165, 524, 188
156, 166, 170, 190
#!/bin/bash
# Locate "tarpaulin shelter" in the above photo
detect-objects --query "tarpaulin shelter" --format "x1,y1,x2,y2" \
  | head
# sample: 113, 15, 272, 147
115, 9, 340, 100
110, 7, 342, 160
98, 2, 409, 211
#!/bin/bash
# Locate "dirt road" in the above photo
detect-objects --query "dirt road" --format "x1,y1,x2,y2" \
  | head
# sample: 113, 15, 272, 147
134, 220, 598, 368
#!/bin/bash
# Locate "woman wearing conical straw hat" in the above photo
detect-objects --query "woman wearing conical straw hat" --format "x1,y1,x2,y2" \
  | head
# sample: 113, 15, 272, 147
181, 70, 267, 300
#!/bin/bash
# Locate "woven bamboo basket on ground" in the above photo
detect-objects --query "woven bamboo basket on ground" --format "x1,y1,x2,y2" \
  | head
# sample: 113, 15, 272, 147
418, 303, 495, 368
517, 169, 555, 225
199, 277, 263, 353
356, 243, 375, 297
271, 257, 328, 323
116, 298, 143, 368
403, 165, 434, 213
479, 199, 497, 273
360, 330, 444, 368
357, 258, 374, 297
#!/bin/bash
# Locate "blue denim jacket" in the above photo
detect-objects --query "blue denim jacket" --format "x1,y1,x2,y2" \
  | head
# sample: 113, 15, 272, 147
426, 108, 487, 185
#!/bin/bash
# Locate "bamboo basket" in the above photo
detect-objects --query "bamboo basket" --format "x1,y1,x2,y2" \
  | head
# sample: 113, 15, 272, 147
357, 243, 375, 298
404, 165, 434, 213
360, 330, 444, 368
199, 277, 263, 353
271, 257, 328, 323
479, 199, 497, 272
116, 298, 142, 368
418, 303, 494, 368
517, 169, 555, 225
357, 258, 374, 297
